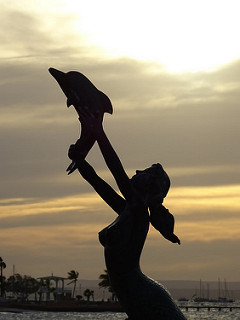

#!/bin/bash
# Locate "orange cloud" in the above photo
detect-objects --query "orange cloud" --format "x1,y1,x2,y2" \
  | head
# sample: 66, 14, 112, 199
0, 193, 104, 218
163, 184, 240, 242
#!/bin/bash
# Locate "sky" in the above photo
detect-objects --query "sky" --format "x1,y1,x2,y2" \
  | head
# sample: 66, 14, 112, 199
0, 0, 240, 283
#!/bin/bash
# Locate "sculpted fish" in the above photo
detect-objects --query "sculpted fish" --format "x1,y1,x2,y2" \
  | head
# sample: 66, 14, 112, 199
49, 67, 113, 173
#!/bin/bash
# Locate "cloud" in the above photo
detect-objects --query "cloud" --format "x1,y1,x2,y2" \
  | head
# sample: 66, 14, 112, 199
0, 193, 110, 219
1, 184, 239, 240
1, 189, 239, 280
0, 5, 83, 59
1, 2, 240, 281
142, 238, 240, 281
165, 184, 240, 241
0, 224, 106, 279
1, 56, 240, 198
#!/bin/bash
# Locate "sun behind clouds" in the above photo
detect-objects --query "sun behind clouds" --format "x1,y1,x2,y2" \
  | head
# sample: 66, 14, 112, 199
67, 0, 240, 72
5, 0, 240, 72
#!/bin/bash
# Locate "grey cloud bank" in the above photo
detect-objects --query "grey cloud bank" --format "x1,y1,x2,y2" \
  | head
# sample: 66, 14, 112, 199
1, 56, 240, 198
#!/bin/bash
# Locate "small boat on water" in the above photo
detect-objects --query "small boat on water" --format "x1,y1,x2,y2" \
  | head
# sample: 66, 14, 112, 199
193, 278, 234, 303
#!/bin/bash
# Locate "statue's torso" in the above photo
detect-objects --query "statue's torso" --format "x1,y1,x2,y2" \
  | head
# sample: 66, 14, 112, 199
99, 202, 148, 274
98, 200, 186, 320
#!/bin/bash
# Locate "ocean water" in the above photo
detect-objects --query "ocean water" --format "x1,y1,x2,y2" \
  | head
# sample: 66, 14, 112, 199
1, 308, 240, 320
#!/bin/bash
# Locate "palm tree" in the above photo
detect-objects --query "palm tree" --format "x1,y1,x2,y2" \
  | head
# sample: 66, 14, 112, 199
98, 269, 116, 301
98, 269, 110, 289
0, 257, 6, 297
67, 270, 79, 298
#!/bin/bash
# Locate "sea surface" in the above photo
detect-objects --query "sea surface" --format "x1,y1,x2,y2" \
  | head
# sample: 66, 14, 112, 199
1, 306, 240, 320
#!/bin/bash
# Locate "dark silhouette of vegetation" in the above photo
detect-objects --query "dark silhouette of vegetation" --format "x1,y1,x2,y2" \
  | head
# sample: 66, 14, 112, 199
83, 288, 94, 302
98, 269, 110, 289
67, 270, 79, 298
0, 257, 6, 297
76, 294, 83, 301
6, 274, 40, 301
98, 269, 116, 301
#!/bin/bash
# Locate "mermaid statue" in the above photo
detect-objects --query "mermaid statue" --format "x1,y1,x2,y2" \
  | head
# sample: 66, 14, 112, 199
49, 68, 186, 320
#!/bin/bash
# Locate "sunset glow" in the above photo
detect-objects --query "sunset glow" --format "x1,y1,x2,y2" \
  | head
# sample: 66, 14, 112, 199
68, 0, 240, 72
0, 0, 240, 282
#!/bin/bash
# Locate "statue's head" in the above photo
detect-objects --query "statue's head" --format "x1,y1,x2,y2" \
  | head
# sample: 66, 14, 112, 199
131, 163, 170, 199
131, 164, 180, 244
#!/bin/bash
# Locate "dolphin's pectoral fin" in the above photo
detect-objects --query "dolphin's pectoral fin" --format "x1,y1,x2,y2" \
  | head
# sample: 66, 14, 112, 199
67, 97, 73, 108
99, 91, 113, 114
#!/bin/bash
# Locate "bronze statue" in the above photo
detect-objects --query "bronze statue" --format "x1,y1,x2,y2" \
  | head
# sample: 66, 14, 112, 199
49, 68, 186, 320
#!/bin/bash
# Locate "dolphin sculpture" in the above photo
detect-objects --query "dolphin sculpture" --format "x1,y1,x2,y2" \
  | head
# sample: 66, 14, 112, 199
49, 67, 113, 174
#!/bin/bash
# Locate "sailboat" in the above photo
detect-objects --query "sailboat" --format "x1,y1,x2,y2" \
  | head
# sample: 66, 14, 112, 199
193, 278, 234, 303
193, 279, 210, 302
216, 278, 234, 302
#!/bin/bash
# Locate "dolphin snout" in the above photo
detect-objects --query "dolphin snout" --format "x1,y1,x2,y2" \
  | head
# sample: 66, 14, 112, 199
48, 67, 65, 81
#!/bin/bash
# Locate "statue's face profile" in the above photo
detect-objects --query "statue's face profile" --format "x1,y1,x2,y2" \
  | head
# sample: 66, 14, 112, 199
154, 170, 170, 198
131, 164, 170, 199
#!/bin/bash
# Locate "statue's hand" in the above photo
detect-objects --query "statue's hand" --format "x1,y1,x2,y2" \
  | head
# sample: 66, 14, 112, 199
68, 143, 85, 161
78, 108, 103, 134
68, 144, 79, 160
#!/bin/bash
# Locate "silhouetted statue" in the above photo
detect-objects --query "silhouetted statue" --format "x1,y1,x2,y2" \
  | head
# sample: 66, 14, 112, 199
49, 68, 186, 320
